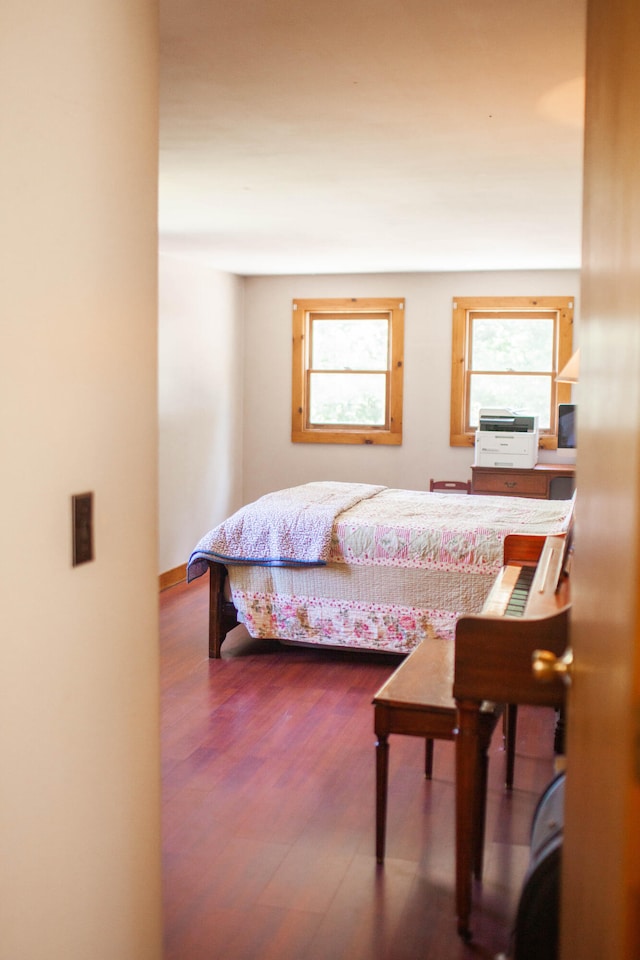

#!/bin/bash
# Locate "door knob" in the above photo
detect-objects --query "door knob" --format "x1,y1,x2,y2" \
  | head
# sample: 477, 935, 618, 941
532, 647, 574, 686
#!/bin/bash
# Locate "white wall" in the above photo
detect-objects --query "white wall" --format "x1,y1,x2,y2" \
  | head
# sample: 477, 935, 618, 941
0, 3, 162, 958
242, 270, 580, 503
158, 255, 244, 573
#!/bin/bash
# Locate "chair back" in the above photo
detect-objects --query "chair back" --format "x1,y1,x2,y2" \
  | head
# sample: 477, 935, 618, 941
429, 479, 472, 494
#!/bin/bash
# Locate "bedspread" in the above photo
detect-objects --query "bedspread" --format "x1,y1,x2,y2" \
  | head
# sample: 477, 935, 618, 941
187, 481, 385, 578
188, 484, 574, 655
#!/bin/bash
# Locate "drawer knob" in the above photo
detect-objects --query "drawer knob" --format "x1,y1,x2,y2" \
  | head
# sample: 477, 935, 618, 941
504, 481, 517, 488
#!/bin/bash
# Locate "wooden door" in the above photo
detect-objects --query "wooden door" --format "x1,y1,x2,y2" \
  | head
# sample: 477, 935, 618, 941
562, 0, 640, 956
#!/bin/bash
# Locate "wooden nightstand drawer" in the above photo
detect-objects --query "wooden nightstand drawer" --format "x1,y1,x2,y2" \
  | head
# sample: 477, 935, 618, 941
472, 470, 548, 498
471, 464, 575, 500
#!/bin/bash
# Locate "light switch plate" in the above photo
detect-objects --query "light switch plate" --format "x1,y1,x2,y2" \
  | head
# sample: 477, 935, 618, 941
72, 492, 94, 566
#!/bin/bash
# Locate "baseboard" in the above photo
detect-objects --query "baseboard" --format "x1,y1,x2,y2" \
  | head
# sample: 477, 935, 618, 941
159, 563, 187, 591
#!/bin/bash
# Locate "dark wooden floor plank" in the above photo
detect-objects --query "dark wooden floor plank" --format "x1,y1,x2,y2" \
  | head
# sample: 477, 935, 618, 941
161, 576, 557, 959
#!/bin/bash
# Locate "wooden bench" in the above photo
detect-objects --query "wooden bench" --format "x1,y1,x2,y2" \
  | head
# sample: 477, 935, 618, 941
372, 636, 515, 870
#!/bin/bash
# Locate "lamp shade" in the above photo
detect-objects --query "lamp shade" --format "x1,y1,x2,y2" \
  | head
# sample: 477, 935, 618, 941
556, 348, 580, 383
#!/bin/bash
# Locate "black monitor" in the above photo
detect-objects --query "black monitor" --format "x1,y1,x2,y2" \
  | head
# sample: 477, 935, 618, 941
558, 403, 576, 449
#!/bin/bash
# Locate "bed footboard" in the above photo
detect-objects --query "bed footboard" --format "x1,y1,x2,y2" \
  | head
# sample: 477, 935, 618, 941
208, 561, 239, 658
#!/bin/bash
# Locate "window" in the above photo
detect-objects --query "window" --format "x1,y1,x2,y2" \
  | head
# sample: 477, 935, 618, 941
450, 296, 574, 449
292, 298, 404, 445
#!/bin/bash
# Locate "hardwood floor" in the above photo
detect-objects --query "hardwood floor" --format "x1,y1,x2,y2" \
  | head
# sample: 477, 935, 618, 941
161, 577, 558, 960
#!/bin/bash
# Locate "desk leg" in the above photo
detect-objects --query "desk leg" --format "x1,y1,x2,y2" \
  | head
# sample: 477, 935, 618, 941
455, 699, 482, 940
375, 730, 389, 864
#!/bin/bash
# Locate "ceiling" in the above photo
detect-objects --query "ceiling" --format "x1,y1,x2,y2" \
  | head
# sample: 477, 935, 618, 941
159, 0, 586, 276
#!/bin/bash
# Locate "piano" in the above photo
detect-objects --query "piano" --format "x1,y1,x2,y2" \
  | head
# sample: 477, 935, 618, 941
453, 532, 571, 940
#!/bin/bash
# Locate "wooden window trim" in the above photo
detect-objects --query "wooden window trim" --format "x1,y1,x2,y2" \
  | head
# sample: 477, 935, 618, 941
450, 296, 575, 449
292, 297, 404, 445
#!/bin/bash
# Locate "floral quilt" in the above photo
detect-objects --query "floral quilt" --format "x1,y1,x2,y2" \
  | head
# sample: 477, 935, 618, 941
219, 486, 574, 653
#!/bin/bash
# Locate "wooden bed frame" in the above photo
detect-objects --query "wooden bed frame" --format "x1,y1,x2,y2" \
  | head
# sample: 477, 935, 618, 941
207, 561, 238, 658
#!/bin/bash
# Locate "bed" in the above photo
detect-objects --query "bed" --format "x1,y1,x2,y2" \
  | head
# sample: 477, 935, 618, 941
187, 481, 575, 658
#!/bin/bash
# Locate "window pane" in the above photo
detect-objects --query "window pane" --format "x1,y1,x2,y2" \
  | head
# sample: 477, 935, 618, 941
469, 374, 552, 429
472, 319, 554, 372
311, 319, 388, 371
309, 372, 386, 425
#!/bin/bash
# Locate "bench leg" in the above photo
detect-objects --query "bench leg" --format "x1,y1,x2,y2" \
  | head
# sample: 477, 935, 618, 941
425, 738, 434, 779
504, 704, 518, 790
375, 733, 389, 863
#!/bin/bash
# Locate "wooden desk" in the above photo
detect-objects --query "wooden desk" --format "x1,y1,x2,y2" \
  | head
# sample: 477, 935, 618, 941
471, 463, 576, 500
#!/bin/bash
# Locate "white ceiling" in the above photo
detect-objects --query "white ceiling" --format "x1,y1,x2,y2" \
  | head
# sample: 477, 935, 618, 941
159, 0, 586, 276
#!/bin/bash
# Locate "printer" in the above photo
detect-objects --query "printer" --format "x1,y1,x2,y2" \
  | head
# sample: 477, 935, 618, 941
475, 408, 539, 469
